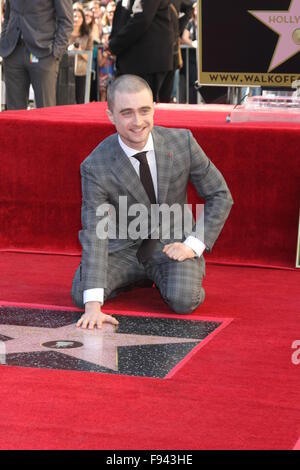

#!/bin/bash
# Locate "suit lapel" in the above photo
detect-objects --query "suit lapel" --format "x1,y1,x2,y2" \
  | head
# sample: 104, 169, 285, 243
109, 130, 174, 206
109, 137, 151, 208
152, 128, 173, 205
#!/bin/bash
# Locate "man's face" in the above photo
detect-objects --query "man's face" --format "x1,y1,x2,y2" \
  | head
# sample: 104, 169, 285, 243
107, 89, 154, 151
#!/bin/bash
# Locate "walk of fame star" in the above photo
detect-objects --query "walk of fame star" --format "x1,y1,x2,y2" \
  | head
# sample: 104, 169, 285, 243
0, 307, 222, 378
249, 0, 300, 71
0, 322, 201, 372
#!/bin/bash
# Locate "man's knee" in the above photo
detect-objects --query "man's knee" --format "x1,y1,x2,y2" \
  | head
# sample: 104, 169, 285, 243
165, 287, 205, 314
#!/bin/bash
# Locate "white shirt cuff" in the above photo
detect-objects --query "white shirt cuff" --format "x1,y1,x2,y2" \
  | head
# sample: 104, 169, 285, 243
184, 236, 206, 258
83, 288, 104, 305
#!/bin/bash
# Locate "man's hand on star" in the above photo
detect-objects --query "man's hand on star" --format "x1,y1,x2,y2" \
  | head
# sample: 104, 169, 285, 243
76, 301, 119, 330
163, 242, 196, 262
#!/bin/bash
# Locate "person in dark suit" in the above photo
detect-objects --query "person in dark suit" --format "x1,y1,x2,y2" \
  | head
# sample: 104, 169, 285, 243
108, 0, 174, 102
159, 0, 193, 102
72, 74, 233, 330
0, 0, 73, 109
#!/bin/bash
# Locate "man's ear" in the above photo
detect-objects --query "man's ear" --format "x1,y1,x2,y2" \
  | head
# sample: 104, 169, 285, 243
106, 108, 115, 124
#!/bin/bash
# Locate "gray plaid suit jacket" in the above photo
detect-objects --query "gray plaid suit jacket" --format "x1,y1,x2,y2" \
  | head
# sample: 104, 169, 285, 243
78, 126, 233, 291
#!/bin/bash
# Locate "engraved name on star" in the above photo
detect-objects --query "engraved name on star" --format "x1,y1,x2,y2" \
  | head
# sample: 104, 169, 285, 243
248, 0, 300, 71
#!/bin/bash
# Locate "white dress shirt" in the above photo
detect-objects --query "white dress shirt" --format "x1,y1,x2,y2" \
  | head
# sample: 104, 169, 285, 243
83, 134, 206, 305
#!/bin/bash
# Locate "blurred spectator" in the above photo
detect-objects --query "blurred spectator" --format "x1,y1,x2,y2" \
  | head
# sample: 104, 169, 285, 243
90, 0, 102, 15
109, 0, 173, 102
84, 7, 102, 101
98, 25, 115, 101
0, 0, 73, 110
68, 8, 93, 103
102, 1, 116, 28
180, 1, 197, 103
1, 1, 5, 24
159, 0, 193, 103
84, 7, 101, 42
73, 2, 84, 10
89, 0, 104, 41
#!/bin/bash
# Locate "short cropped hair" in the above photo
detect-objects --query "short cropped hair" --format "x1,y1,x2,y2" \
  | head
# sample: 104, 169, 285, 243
107, 75, 153, 111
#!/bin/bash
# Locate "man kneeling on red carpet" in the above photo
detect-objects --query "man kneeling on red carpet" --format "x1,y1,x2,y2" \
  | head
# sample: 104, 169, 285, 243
72, 74, 233, 329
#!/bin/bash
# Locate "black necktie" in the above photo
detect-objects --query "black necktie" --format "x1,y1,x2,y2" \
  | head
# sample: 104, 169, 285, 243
132, 151, 156, 204
132, 151, 157, 263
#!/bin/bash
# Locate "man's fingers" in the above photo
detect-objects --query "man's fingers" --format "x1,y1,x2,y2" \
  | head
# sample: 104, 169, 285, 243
82, 317, 90, 329
77, 313, 118, 330
163, 243, 194, 262
76, 315, 91, 328
88, 320, 96, 330
76, 316, 84, 327
104, 314, 119, 326
163, 243, 180, 258
163, 243, 173, 253
165, 248, 177, 259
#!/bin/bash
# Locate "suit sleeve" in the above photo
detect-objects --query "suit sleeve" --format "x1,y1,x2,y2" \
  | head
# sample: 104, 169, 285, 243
79, 160, 109, 291
109, 0, 165, 56
53, 0, 74, 59
187, 130, 233, 251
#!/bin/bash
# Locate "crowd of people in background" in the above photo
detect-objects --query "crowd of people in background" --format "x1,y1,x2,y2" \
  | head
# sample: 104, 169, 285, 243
68, 0, 199, 104
68, 1, 117, 103
0, 0, 199, 108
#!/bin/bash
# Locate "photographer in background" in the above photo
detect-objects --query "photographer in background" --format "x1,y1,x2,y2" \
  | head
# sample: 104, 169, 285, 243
68, 8, 93, 103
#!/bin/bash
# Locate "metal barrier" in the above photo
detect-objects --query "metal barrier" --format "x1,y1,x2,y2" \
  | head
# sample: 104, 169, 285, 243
179, 44, 193, 104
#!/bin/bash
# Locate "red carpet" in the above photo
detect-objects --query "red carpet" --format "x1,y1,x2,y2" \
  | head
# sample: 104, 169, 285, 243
0, 252, 299, 450
0, 103, 299, 449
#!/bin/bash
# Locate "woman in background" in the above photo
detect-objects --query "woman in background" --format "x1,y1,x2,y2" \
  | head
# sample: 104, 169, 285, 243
84, 7, 101, 43
84, 7, 101, 101
68, 8, 93, 104
89, 0, 104, 40
102, 1, 116, 29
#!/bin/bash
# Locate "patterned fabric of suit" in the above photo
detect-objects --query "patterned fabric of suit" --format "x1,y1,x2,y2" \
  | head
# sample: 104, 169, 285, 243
72, 126, 233, 312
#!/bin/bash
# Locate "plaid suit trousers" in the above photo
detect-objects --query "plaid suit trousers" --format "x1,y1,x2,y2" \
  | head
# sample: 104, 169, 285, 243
71, 243, 205, 314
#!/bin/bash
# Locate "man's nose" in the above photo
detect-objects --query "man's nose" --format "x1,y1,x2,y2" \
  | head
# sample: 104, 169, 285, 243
132, 112, 143, 125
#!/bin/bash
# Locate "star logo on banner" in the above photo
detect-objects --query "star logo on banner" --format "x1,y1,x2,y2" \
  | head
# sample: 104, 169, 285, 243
0, 322, 199, 372
248, 0, 300, 71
